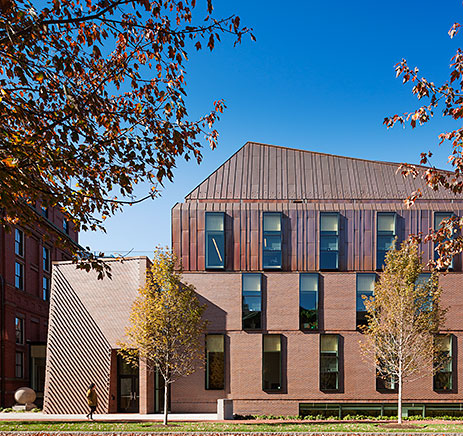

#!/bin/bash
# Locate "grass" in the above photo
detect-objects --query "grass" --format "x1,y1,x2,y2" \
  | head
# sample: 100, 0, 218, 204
1, 421, 463, 433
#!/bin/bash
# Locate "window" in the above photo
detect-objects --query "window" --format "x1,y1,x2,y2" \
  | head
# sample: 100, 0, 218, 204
14, 228, 23, 257
15, 317, 24, 344
416, 273, 432, 311
320, 213, 339, 270
15, 262, 24, 290
320, 334, 339, 390
206, 334, 224, 390
434, 335, 453, 391
63, 218, 69, 234
376, 360, 396, 391
263, 334, 281, 391
205, 212, 225, 269
43, 276, 50, 301
434, 212, 454, 270
263, 213, 282, 269
41, 206, 48, 218
356, 274, 376, 328
377, 213, 396, 269
242, 274, 262, 330
43, 246, 50, 272
15, 352, 23, 378
300, 274, 319, 330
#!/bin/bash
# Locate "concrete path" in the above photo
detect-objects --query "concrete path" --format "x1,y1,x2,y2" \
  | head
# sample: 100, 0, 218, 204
0, 412, 218, 421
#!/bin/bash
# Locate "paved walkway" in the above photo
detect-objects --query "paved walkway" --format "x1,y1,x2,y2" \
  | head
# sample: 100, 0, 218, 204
0, 412, 218, 421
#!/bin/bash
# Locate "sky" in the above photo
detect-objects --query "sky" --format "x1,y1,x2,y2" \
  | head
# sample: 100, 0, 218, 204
80, 0, 463, 256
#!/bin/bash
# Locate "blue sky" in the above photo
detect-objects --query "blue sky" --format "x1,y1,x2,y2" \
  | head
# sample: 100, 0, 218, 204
80, 0, 463, 256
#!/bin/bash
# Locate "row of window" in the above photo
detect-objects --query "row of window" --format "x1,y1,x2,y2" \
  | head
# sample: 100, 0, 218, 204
14, 228, 51, 300
205, 211, 454, 270
241, 272, 431, 331
204, 334, 453, 392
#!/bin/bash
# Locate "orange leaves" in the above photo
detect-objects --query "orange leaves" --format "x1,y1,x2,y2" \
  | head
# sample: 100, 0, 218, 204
34, 71, 45, 83
2, 157, 17, 168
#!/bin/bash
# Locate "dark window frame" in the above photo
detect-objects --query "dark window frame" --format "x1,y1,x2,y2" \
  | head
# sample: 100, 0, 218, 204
242, 273, 262, 330
43, 246, 50, 272
433, 334, 454, 392
262, 334, 282, 392
299, 273, 319, 331
15, 316, 24, 345
262, 212, 282, 270
434, 212, 454, 270
320, 212, 340, 270
15, 228, 24, 257
376, 212, 397, 270
205, 334, 225, 390
356, 273, 376, 330
15, 261, 24, 290
205, 212, 225, 270
42, 276, 50, 301
320, 334, 340, 391
15, 351, 24, 378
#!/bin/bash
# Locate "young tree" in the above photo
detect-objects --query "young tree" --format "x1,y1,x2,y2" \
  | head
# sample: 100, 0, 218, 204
384, 15, 463, 267
119, 248, 207, 425
0, 0, 252, 269
359, 241, 447, 424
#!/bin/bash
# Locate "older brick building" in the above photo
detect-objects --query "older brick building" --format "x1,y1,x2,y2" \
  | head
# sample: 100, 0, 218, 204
0, 204, 78, 407
44, 142, 463, 417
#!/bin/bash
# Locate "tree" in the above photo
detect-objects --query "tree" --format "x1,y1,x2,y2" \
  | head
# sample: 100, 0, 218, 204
384, 19, 463, 268
119, 247, 207, 425
359, 240, 447, 424
0, 0, 252, 272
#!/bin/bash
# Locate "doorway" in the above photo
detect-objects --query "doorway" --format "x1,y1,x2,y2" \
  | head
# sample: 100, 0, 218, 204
117, 356, 139, 412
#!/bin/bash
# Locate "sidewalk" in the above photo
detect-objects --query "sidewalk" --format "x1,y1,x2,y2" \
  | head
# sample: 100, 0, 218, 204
0, 412, 218, 421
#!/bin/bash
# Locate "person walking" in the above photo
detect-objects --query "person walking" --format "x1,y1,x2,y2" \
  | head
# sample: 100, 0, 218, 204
86, 383, 98, 420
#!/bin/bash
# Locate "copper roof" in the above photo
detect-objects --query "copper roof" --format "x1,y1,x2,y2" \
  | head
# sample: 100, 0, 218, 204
185, 142, 459, 201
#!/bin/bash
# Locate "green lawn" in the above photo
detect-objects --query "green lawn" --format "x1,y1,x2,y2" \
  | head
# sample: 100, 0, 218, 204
1, 421, 463, 433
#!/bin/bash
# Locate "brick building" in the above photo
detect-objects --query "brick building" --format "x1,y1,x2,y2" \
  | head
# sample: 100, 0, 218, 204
0, 205, 78, 407
45, 142, 463, 417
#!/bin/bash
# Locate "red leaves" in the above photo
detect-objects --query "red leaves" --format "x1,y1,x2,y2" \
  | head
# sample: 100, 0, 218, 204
449, 22, 461, 39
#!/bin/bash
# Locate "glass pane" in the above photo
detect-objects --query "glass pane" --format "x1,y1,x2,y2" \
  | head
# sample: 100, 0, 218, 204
320, 235, 338, 251
416, 273, 431, 286
206, 213, 224, 231
321, 354, 338, 372
242, 295, 261, 312
119, 357, 138, 375
119, 378, 132, 411
378, 213, 395, 233
300, 291, 317, 311
264, 335, 281, 352
357, 274, 375, 292
263, 214, 281, 232
206, 234, 224, 267
434, 372, 452, 390
263, 234, 281, 251
321, 335, 338, 353
320, 372, 338, 390
206, 335, 224, 353
377, 235, 394, 251
263, 250, 281, 268
356, 291, 373, 311
436, 335, 452, 352
206, 351, 224, 389
435, 213, 452, 230
243, 274, 261, 292
320, 251, 338, 269
320, 214, 338, 232
242, 308, 261, 329
300, 274, 318, 292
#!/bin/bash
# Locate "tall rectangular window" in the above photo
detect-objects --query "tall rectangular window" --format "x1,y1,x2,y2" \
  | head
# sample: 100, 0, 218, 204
15, 262, 24, 290
41, 206, 48, 218
205, 212, 225, 269
320, 213, 339, 270
15, 229, 23, 257
206, 334, 224, 390
356, 274, 376, 328
434, 212, 454, 269
43, 246, 50, 272
434, 335, 453, 391
263, 213, 282, 269
376, 361, 396, 391
320, 334, 339, 390
242, 274, 262, 330
377, 212, 396, 269
63, 218, 69, 234
15, 352, 23, 378
43, 276, 50, 301
263, 334, 281, 391
300, 274, 319, 330
15, 317, 24, 344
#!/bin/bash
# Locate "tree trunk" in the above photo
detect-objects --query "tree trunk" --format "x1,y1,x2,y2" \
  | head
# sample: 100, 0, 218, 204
163, 382, 168, 425
398, 372, 403, 424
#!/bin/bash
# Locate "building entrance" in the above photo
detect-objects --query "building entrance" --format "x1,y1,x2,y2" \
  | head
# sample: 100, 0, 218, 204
117, 356, 139, 413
